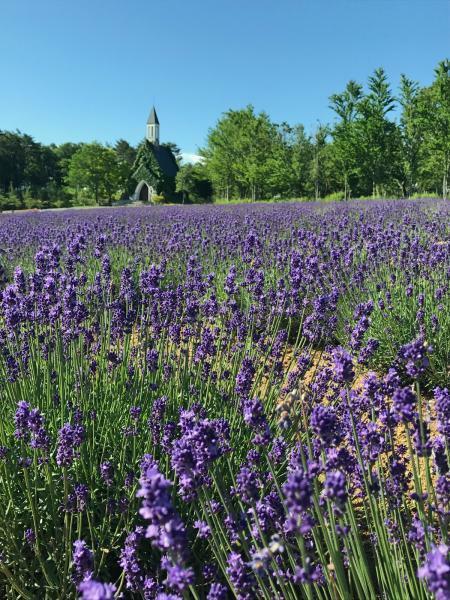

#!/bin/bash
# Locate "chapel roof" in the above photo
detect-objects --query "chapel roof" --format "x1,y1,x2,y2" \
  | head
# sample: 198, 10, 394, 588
151, 143, 178, 177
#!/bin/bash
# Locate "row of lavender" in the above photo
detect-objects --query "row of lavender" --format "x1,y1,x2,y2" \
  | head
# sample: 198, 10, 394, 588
0, 200, 448, 599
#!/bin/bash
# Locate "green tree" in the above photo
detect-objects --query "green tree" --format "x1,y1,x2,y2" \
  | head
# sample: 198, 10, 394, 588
329, 81, 363, 199
114, 139, 137, 197
202, 109, 246, 200
176, 162, 212, 203
417, 60, 450, 198
67, 143, 121, 205
398, 75, 422, 197
0, 130, 26, 192
311, 124, 329, 200
355, 68, 402, 196
288, 125, 314, 198
203, 105, 279, 200
176, 163, 196, 203
53, 142, 83, 187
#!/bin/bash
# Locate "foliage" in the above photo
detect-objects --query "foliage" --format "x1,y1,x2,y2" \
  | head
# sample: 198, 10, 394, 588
176, 162, 213, 203
202, 60, 450, 201
416, 60, 450, 199
67, 143, 121, 205
114, 139, 137, 198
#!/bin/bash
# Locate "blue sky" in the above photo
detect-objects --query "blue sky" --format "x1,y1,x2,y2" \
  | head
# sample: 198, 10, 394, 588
0, 0, 449, 159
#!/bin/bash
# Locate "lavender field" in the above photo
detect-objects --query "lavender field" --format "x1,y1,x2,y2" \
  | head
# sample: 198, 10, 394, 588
0, 199, 449, 599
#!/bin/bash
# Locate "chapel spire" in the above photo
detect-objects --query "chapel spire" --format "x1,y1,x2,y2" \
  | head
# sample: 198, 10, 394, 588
146, 106, 160, 144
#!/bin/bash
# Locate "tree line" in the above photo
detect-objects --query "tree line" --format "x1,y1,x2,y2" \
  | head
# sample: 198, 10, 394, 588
201, 60, 450, 200
0, 136, 141, 209
0, 59, 448, 208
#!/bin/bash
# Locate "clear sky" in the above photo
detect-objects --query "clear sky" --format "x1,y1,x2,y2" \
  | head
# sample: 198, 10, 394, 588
0, 0, 449, 159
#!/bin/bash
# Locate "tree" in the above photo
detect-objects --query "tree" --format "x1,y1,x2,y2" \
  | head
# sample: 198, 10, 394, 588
114, 139, 137, 197
202, 108, 247, 200
288, 125, 314, 198
311, 124, 329, 200
203, 105, 280, 201
176, 163, 196, 203
176, 162, 213, 203
417, 60, 450, 198
67, 143, 121, 204
398, 75, 423, 197
355, 68, 402, 197
329, 81, 363, 199
53, 142, 83, 187
0, 130, 26, 192
0, 131, 62, 202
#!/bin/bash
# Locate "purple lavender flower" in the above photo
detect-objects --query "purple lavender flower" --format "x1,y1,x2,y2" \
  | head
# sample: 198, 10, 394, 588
165, 562, 195, 592
72, 539, 93, 583
14, 402, 50, 451
194, 520, 211, 539
235, 357, 255, 399
436, 475, 450, 512
268, 436, 287, 464
235, 466, 260, 504
130, 406, 142, 421
67, 483, 89, 513
146, 348, 159, 372
56, 423, 85, 467
407, 515, 427, 551
397, 337, 432, 379
207, 582, 228, 600
124, 471, 135, 488
140, 264, 163, 295
358, 338, 379, 365
331, 346, 355, 384
119, 527, 145, 591
148, 396, 168, 445
14, 401, 31, 440
24, 528, 36, 546
170, 409, 229, 500
283, 468, 313, 533
418, 544, 450, 600
435, 387, 450, 439
28, 408, 50, 451
137, 458, 188, 559
393, 387, 417, 424
99, 461, 114, 486
242, 397, 271, 445
290, 559, 324, 585
322, 470, 348, 512
226, 551, 256, 600
78, 579, 116, 600
310, 405, 342, 446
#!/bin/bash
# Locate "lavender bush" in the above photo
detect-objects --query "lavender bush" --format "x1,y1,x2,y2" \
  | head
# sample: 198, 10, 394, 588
0, 199, 448, 599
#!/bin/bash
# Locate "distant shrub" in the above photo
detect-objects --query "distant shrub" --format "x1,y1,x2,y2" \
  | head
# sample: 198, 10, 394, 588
410, 192, 441, 199
323, 191, 345, 201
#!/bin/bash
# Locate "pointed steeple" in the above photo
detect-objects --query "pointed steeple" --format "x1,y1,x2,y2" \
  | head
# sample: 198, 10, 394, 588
146, 106, 160, 144
147, 106, 159, 125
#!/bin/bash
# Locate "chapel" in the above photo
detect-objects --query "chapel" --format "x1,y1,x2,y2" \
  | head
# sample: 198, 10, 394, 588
132, 107, 179, 202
